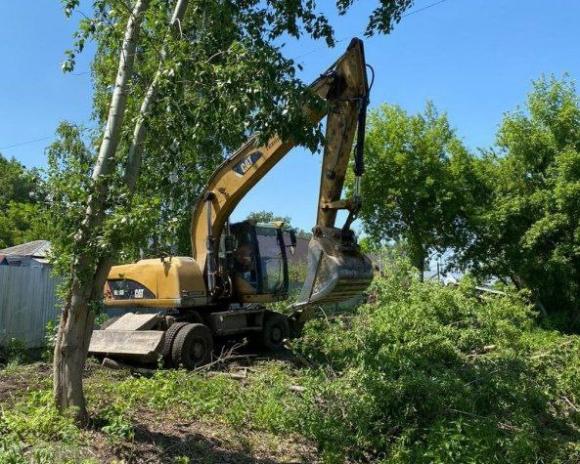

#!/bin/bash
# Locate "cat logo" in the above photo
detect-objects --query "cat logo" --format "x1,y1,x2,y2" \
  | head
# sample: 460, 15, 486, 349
232, 151, 262, 176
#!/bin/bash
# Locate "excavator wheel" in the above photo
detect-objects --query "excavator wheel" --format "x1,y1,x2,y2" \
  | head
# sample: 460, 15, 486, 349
188, 311, 203, 324
171, 323, 213, 369
162, 322, 189, 365
261, 312, 290, 351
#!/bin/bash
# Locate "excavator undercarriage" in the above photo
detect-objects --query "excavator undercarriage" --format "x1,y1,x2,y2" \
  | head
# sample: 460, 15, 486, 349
89, 38, 374, 368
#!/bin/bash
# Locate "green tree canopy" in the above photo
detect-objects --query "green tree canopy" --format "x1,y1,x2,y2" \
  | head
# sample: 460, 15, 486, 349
246, 210, 312, 239
0, 154, 46, 248
460, 76, 580, 317
350, 102, 472, 279
247, 210, 291, 225
48, 0, 414, 266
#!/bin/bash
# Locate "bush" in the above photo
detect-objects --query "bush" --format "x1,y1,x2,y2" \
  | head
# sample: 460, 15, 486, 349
0, 338, 28, 366
293, 266, 580, 463
42, 319, 58, 362
0, 390, 84, 464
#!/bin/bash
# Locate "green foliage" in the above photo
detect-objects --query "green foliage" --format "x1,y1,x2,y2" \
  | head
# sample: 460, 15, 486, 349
0, 391, 79, 443
0, 153, 46, 249
350, 103, 473, 276
247, 210, 291, 225
0, 383, 104, 463
99, 403, 134, 441
47, 0, 415, 271
0, 338, 28, 366
293, 265, 580, 463
81, 261, 578, 463
459, 76, 580, 317
42, 320, 59, 363
0, 387, 99, 463
1, 278, 579, 463
86, 362, 303, 435
247, 210, 312, 240
355, 79, 579, 318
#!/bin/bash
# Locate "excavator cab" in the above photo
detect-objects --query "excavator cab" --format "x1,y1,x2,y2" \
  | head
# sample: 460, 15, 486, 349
228, 221, 296, 303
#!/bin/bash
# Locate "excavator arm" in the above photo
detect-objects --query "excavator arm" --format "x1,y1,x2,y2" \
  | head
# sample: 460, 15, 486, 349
190, 38, 373, 307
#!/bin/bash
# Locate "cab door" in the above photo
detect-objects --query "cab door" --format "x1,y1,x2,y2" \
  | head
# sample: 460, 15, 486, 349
230, 221, 289, 303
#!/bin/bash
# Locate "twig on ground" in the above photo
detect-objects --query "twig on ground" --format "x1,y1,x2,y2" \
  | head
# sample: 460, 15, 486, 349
530, 340, 575, 360
194, 339, 251, 373
561, 396, 579, 412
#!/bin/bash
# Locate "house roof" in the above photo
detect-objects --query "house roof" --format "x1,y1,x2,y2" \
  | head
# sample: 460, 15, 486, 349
0, 240, 51, 258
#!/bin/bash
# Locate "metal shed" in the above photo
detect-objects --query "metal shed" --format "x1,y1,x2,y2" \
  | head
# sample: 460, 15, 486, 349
0, 241, 61, 348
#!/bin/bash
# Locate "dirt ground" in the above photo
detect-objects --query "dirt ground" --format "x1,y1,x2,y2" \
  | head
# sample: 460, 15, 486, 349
91, 414, 318, 464
0, 361, 52, 405
0, 361, 319, 464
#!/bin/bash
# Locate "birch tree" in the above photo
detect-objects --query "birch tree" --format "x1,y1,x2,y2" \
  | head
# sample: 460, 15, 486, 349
51, 0, 414, 421
53, 0, 149, 422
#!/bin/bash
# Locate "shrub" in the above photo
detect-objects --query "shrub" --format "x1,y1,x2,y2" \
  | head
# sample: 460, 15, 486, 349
42, 319, 58, 362
0, 338, 28, 366
293, 266, 580, 463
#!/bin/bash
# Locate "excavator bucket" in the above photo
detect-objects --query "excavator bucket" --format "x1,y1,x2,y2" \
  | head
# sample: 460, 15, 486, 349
293, 227, 373, 309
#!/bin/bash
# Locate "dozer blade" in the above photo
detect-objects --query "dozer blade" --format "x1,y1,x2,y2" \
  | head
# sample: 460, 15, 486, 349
293, 227, 373, 310
89, 330, 164, 362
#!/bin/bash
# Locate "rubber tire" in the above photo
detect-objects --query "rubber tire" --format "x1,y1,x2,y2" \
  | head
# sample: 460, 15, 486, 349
99, 316, 120, 330
171, 323, 213, 369
261, 313, 290, 351
162, 322, 189, 365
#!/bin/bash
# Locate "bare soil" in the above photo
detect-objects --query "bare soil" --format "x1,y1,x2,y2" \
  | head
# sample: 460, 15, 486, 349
0, 361, 51, 405
90, 414, 318, 463
0, 361, 319, 464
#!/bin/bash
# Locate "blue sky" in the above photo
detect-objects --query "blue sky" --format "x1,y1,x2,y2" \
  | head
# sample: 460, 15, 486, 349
1, 0, 579, 232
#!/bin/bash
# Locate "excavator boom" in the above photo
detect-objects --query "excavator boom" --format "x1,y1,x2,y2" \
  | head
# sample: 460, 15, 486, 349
191, 38, 373, 308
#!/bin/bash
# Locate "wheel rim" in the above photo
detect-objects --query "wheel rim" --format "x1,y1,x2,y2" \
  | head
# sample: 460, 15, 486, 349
271, 326, 283, 343
192, 340, 205, 360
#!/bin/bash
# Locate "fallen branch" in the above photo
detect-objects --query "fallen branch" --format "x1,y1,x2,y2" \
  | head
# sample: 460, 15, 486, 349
289, 385, 306, 394
193, 339, 251, 372
530, 340, 575, 360
561, 396, 579, 413
101, 357, 156, 377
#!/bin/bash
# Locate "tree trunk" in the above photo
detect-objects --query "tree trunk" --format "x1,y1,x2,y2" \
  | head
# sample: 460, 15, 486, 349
125, 0, 190, 191
409, 240, 426, 282
511, 273, 548, 318
53, 0, 149, 422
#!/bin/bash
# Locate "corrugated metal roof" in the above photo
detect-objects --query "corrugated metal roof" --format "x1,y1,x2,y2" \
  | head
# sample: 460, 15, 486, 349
0, 240, 51, 258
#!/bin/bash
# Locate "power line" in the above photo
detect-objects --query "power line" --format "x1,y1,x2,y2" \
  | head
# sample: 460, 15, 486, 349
0, 136, 54, 151
291, 0, 453, 61
402, 0, 451, 18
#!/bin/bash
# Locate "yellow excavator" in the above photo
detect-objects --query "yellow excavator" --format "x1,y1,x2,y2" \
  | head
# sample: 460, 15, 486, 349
89, 38, 373, 368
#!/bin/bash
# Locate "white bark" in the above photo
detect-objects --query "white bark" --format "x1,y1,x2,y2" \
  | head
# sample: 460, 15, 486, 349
124, 0, 190, 191
53, 0, 149, 422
